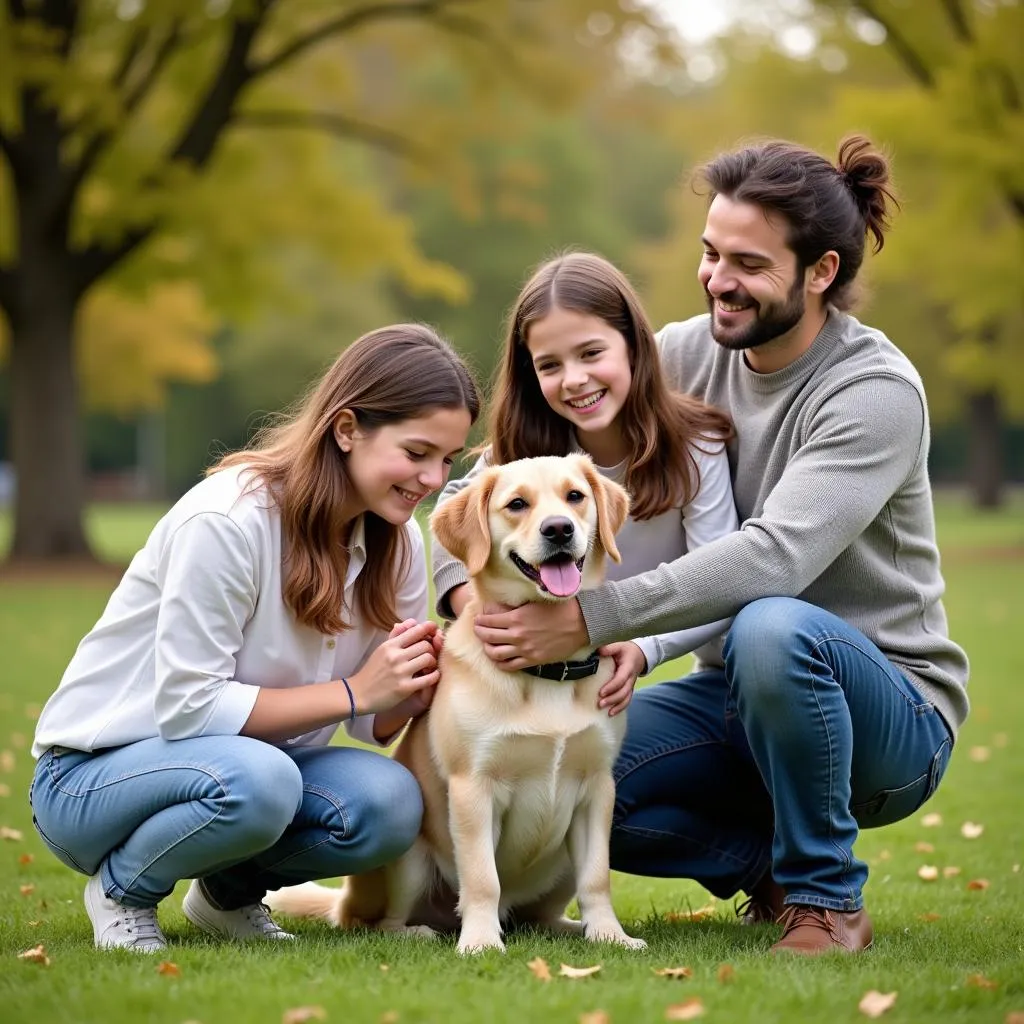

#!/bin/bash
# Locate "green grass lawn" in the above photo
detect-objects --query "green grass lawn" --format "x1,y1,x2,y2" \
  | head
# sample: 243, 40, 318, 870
1, 495, 1022, 1023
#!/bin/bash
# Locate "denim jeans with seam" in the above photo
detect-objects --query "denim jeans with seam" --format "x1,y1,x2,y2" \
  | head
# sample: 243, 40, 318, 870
610, 597, 954, 911
29, 734, 423, 910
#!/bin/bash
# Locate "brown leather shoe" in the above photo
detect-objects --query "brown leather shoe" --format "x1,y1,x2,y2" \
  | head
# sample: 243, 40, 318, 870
736, 872, 786, 925
771, 904, 873, 955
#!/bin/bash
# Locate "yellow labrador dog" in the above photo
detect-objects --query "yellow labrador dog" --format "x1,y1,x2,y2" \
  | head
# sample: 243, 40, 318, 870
266, 455, 644, 954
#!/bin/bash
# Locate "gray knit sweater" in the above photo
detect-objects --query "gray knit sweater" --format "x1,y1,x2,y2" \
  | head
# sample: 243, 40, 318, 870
575, 310, 968, 736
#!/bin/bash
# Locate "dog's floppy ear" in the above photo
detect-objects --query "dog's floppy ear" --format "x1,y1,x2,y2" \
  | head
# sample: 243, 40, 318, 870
578, 456, 630, 564
430, 469, 498, 577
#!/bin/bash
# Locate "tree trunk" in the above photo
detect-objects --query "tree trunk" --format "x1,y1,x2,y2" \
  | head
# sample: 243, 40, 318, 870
966, 389, 1003, 509
7, 294, 93, 561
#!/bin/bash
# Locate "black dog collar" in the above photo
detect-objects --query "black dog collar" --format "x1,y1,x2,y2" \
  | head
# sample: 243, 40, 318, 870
522, 651, 601, 682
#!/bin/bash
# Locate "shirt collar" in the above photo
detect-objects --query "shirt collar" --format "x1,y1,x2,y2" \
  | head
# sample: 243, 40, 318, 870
345, 515, 367, 588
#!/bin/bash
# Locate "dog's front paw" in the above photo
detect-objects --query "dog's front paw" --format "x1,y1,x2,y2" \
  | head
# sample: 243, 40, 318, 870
457, 928, 505, 955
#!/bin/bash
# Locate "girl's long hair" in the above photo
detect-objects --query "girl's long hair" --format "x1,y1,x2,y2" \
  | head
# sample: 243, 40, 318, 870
212, 324, 479, 634
488, 252, 733, 520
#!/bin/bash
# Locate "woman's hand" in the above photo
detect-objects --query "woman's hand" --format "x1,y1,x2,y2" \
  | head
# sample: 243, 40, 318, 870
369, 620, 443, 742
597, 641, 646, 717
348, 619, 440, 717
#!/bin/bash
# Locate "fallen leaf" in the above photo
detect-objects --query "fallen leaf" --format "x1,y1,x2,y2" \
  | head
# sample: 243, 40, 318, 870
10, 732, 26, 749
917, 912, 941, 922
18, 853, 33, 865
918, 865, 939, 881
914, 841, 935, 853
1005, 1013, 1024, 1024
1, 750, 14, 772
157, 961, 181, 977
665, 998, 705, 1021
967, 879, 990, 891
992, 732, 1008, 748
24, 703, 41, 720
877, 849, 891, 861
19, 884, 34, 896
17, 944, 50, 966
579, 1013, 610, 1024
1013, 865, 1020, 874
966, 973, 998, 990
378, 964, 389, 972
282, 1009, 327, 1024
969, 746, 991, 762
0, 783, 10, 797
528, 957, 552, 982
961, 822, 984, 839
653, 966, 693, 979
0, 826, 23, 841
921, 812, 942, 827
664, 904, 717, 922
27, 920, 41, 927
560, 963, 602, 979
380, 1013, 399, 1024
858, 990, 897, 1018
716, 963, 736, 984
943, 866, 962, 878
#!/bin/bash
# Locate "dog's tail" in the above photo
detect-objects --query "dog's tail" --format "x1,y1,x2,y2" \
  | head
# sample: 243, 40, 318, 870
264, 881, 344, 925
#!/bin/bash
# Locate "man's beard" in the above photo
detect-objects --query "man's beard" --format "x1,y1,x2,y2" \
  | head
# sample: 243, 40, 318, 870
707, 278, 805, 351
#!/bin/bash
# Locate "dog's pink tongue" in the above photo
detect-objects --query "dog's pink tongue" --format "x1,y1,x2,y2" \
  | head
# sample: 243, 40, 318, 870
539, 559, 582, 597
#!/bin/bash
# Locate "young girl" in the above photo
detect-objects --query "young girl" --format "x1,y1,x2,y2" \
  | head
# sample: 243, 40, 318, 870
432, 252, 738, 712
30, 324, 479, 952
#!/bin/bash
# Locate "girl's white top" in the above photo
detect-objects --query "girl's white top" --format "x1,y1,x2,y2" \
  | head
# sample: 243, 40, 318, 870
32, 466, 426, 757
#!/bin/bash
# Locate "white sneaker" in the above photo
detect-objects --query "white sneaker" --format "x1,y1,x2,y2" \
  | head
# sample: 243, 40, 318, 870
84, 873, 167, 952
182, 880, 294, 941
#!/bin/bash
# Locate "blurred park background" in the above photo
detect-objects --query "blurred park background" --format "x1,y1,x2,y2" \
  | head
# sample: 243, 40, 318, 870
0, 0, 1022, 564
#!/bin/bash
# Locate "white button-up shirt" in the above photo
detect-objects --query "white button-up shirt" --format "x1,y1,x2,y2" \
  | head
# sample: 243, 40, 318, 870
32, 466, 428, 757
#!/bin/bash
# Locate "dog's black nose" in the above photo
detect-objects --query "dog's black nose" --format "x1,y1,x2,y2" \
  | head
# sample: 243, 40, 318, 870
540, 516, 575, 544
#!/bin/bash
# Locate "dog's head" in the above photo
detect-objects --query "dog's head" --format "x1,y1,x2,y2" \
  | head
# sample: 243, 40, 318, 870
431, 454, 630, 606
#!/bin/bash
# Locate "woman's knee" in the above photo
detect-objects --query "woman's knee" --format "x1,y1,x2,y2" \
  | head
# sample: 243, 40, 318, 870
215, 740, 304, 841
349, 758, 423, 863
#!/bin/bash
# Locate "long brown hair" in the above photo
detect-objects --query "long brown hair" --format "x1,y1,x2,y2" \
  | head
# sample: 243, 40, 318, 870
213, 324, 480, 634
488, 252, 733, 520
697, 134, 899, 310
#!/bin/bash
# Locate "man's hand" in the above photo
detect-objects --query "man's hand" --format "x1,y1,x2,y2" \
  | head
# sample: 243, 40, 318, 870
472, 598, 589, 670
597, 642, 646, 717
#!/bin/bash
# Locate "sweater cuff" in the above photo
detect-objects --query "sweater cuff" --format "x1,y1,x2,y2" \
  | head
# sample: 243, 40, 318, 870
631, 636, 660, 676
433, 563, 470, 620
344, 713, 386, 747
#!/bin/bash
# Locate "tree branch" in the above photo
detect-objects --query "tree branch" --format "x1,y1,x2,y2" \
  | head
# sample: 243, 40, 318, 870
249, 0, 478, 80
71, 6, 278, 290
62, 21, 186, 206
432, 9, 523, 73
233, 109, 432, 162
938, 0, 973, 44
853, 1, 935, 89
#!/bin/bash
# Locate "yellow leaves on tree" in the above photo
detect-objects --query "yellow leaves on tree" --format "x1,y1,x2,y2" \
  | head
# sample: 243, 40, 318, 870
76, 283, 219, 416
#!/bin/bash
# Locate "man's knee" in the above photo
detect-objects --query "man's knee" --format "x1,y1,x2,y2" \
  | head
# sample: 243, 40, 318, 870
724, 597, 818, 705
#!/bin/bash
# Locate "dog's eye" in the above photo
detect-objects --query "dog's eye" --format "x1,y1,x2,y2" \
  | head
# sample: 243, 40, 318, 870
566, 490, 585, 504
506, 497, 529, 512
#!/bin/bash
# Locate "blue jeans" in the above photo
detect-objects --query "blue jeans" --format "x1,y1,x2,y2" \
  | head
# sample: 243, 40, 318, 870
29, 735, 423, 910
611, 598, 953, 911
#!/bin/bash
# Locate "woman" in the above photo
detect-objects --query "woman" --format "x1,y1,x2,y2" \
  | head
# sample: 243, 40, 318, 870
30, 324, 479, 952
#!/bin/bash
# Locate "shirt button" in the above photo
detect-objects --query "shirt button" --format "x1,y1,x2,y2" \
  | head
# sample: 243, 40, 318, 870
326, 639, 336, 649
